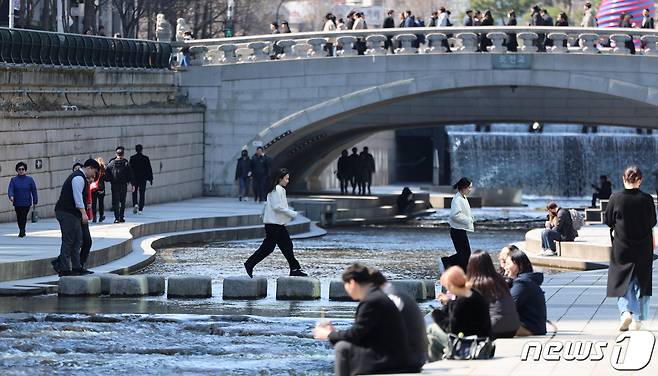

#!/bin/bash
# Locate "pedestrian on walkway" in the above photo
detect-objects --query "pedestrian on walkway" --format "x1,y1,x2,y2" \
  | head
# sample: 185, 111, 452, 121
347, 147, 360, 195
130, 144, 154, 214
52, 159, 100, 276
336, 149, 350, 194
505, 10, 518, 52
323, 13, 337, 56
90, 157, 106, 223
440, 177, 474, 273
244, 168, 307, 278
105, 146, 134, 223
7, 162, 38, 238
604, 165, 656, 331
251, 147, 270, 202
312, 263, 410, 376
235, 149, 252, 201
504, 248, 547, 336
79, 163, 95, 272
359, 147, 375, 195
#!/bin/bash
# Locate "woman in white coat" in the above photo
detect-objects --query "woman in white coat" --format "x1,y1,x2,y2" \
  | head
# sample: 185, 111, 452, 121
244, 168, 308, 278
440, 177, 475, 272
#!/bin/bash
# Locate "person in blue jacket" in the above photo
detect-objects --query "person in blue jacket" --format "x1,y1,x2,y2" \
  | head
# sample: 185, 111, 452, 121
7, 162, 38, 238
504, 248, 547, 336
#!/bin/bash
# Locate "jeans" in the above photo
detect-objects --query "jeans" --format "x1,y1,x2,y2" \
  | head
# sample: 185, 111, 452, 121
618, 276, 650, 321
427, 323, 449, 362
132, 180, 147, 211
238, 176, 249, 198
111, 183, 128, 220
541, 229, 562, 251
15, 206, 30, 235
55, 211, 83, 272
245, 224, 301, 271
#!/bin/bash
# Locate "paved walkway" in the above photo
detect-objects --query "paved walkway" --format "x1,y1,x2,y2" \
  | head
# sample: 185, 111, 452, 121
416, 266, 658, 375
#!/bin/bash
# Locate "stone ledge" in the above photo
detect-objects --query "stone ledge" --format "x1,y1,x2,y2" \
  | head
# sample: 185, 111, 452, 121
167, 275, 212, 298
276, 276, 321, 300
222, 276, 267, 300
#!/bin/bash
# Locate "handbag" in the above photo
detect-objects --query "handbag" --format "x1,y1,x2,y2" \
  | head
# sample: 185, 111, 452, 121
444, 333, 495, 360
31, 208, 39, 223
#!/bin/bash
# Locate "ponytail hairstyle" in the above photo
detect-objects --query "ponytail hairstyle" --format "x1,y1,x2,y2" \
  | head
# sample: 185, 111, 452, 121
623, 165, 642, 184
452, 177, 472, 191
266, 168, 290, 194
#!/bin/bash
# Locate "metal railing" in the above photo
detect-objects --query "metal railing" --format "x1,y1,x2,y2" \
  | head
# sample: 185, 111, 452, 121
0, 27, 172, 69
174, 26, 658, 65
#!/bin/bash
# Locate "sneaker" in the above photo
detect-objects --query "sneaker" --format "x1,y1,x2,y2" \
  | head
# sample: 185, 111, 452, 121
540, 249, 557, 256
630, 320, 643, 331
244, 261, 254, 278
18, 232, 26, 238
133, 205, 139, 214
114, 219, 120, 224
119, 218, 126, 223
92, 217, 97, 223
72, 268, 94, 275
239, 196, 242, 201
289, 269, 308, 277
619, 311, 632, 331
99, 216, 105, 223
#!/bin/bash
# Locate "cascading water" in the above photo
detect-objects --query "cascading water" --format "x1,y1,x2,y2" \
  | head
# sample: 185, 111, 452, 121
448, 126, 658, 196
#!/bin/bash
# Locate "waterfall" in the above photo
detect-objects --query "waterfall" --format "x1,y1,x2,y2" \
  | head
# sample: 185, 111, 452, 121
448, 130, 658, 196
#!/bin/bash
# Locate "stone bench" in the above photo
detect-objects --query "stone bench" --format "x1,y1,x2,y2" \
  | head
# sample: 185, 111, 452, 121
58, 276, 101, 296
222, 276, 267, 299
110, 275, 149, 297
276, 276, 321, 300
167, 275, 213, 298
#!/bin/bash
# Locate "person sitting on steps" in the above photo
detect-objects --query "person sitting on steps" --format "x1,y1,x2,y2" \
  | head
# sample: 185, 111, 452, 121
540, 201, 577, 256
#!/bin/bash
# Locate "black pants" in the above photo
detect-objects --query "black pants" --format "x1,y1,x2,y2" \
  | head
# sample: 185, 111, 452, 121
92, 192, 105, 219
55, 211, 82, 272
339, 178, 349, 194
245, 224, 301, 271
132, 180, 147, 211
253, 175, 267, 202
443, 228, 471, 271
80, 222, 92, 267
15, 206, 30, 235
591, 192, 600, 207
111, 183, 128, 220
350, 176, 358, 194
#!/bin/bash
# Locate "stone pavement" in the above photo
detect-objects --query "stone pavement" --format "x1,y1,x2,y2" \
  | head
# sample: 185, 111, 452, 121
412, 266, 658, 375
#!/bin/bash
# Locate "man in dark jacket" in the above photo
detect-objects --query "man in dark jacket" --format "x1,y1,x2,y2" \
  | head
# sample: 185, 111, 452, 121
105, 146, 134, 223
313, 264, 409, 376
336, 149, 350, 195
250, 147, 269, 202
463, 9, 474, 26
347, 147, 360, 195
359, 147, 376, 196
235, 150, 251, 201
383, 9, 396, 53
129, 144, 153, 214
540, 201, 577, 256
591, 175, 612, 207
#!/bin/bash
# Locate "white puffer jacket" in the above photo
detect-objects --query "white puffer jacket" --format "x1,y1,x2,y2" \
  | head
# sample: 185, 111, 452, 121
448, 192, 474, 232
262, 185, 297, 225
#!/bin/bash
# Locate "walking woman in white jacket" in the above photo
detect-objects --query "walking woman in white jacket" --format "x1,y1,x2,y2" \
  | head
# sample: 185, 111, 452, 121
440, 177, 475, 272
244, 168, 308, 278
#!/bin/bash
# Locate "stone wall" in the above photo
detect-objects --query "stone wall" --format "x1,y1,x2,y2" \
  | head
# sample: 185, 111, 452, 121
0, 107, 205, 223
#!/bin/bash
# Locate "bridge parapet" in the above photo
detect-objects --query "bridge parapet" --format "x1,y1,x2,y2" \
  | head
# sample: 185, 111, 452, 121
179, 26, 658, 65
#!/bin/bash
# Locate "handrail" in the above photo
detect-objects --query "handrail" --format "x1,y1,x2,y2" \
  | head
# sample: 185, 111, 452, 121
0, 27, 172, 69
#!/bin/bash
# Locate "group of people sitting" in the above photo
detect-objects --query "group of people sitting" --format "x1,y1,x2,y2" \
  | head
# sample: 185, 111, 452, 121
314, 249, 547, 375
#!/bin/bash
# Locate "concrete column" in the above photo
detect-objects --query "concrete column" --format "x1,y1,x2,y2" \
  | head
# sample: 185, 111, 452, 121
218, 44, 239, 63
307, 38, 328, 57
578, 33, 599, 54
486, 32, 507, 53
518, 32, 539, 52
641, 35, 658, 56
365, 35, 387, 55
188, 46, 208, 66
455, 33, 478, 53
247, 41, 270, 61
425, 33, 447, 54
336, 36, 357, 56
277, 39, 297, 60
610, 34, 631, 55
433, 126, 450, 185
394, 34, 418, 55
292, 43, 311, 59
547, 32, 568, 53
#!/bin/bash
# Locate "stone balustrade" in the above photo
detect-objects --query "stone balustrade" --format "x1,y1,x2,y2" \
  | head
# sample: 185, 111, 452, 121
176, 26, 658, 65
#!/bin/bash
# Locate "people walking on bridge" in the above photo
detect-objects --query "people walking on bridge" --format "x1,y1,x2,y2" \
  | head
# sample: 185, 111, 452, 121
539, 201, 578, 256
312, 263, 410, 375
359, 147, 375, 196
619, 13, 636, 54
130, 144, 154, 214
251, 147, 270, 202
52, 159, 100, 277
581, 2, 597, 27
244, 168, 307, 278
463, 9, 474, 26
604, 166, 656, 331
383, 9, 396, 53
105, 146, 135, 223
640, 9, 655, 49
90, 157, 106, 223
337, 149, 350, 195
440, 177, 474, 273
479, 10, 494, 52
591, 175, 612, 208
323, 13, 337, 56
347, 147, 360, 195
505, 10, 518, 52
352, 12, 367, 55
7, 162, 38, 238
235, 150, 252, 201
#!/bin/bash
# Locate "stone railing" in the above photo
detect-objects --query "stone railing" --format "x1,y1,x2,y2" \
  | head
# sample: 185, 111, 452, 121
174, 26, 658, 65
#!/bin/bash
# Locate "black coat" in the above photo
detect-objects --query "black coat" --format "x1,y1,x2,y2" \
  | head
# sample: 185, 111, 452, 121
553, 207, 578, 241
129, 153, 153, 183
346, 153, 360, 178
235, 157, 251, 179
329, 286, 410, 375
105, 157, 133, 185
432, 289, 491, 337
604, 189, 656, 297
359, 152, 376, 177
506, 18, 518, 51
510, 272, 547, 335
337, 155, 350, 180
383, 16, 395, 28
250, 154, 269, 178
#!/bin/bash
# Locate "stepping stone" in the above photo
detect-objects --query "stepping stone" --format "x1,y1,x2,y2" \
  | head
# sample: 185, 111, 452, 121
58, 276, 101, 296
98, 273, 119, 295
167, 275, 212, 298
222, 276, 267, 299
109, 275, 148, 297
423, 279, 437, 300
328, 280, 355, 301
390, 280, 427, 301
276, 276, 321, 300
144, 275, 166, 296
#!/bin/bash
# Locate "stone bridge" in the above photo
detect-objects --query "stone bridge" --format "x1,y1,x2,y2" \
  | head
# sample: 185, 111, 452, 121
178, 26, 658, 193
